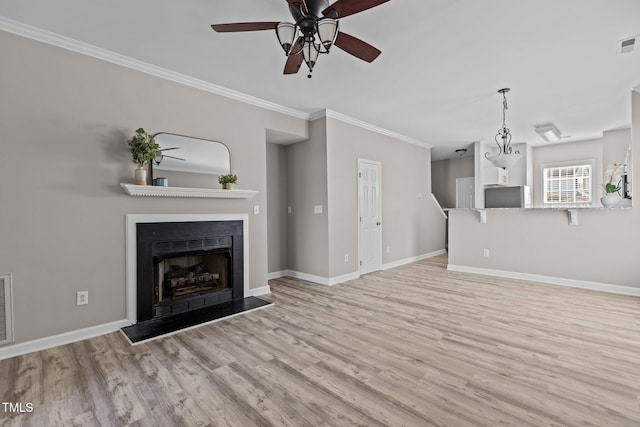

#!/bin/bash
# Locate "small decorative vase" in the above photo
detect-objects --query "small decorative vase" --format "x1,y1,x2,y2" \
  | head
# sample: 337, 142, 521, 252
134, 166, 147, 185
223, 183, 235, 190
600, 193, 620, 207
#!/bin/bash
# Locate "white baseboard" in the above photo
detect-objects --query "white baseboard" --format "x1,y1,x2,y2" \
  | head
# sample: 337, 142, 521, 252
383, 249, 447, 270
328, 271, 360, 286
0, 319, 131, 361
267, 270, 288, 280
286, 270, 331, 286
282, 270, 360, 286
246, 285, 271, 297
447, 264, 640, 297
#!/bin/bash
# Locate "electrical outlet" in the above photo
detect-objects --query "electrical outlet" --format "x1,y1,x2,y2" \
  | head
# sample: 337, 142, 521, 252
344, 253, 349, 262
77, 291, 88, 306
314, 205, 323, 214
417, 193, 423, 199
253, 205, 260, 215
287, 206, 292, 214
386, 246, 391, 254
483, 249, 490, 257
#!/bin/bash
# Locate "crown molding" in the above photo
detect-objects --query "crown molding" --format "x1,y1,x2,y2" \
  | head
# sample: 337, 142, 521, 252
1, 16, 430, 147
310, 109, 432, 149
0, 16, 310, 120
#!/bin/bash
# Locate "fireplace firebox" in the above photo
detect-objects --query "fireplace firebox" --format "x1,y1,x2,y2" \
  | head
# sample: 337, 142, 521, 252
136, 221, 244, 322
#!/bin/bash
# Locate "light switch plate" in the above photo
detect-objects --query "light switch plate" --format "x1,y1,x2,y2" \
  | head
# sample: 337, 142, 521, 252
253, 205, 260, 215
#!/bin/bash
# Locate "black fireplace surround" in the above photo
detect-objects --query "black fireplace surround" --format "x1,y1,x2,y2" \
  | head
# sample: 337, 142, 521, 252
136, 221, 244, 322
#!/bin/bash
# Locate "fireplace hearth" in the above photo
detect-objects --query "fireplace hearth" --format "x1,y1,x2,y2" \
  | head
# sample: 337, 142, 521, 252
136, 221, 244, 322
122, 216, 273, 344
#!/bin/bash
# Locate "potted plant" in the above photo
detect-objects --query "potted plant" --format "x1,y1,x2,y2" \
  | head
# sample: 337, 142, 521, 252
601, 163, 622, 207
218, 174, 238, 190
128, 128, 160, 185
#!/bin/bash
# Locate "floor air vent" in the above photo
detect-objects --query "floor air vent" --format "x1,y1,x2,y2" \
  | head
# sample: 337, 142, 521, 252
0, 275, 14, 346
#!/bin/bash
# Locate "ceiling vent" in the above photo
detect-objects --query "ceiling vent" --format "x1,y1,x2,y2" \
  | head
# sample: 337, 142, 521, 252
618, 35, 637, 55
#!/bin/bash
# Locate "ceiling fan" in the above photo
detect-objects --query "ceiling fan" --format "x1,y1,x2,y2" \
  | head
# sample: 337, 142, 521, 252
211, 0, 389, 78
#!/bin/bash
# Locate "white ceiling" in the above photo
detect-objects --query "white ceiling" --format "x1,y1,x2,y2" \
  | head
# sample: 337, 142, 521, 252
2, 0, 640, 159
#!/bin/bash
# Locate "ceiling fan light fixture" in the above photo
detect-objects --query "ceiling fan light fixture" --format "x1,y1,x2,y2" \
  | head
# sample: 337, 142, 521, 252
534, 123, 562, 142
317, 18, 339, 51
276, 22, 297, 54
302, 40, 320, 77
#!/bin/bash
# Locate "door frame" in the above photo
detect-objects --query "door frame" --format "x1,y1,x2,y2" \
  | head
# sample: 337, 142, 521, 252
357, 158, 383, 275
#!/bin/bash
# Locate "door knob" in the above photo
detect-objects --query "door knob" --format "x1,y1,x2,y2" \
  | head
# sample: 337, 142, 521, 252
376, 222, 381, 225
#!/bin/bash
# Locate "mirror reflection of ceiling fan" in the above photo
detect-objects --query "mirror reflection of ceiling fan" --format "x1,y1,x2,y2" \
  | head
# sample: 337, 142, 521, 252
211, 0, 390, 77
154, 147, 185, 166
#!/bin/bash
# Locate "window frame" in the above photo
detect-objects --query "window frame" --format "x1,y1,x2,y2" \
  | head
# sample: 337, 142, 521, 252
541, 159, 596, 207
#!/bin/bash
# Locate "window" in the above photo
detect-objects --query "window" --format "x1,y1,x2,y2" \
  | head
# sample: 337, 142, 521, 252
542, 160, 594, 205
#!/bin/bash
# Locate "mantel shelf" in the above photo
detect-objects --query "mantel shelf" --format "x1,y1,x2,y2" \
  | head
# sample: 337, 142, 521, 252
120, 183, 258, 199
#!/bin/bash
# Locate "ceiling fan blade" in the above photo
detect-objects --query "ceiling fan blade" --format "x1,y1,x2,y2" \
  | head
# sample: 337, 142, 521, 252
334, 31, 381, 62
211, 22, 279, 32
323, 0, 389, 18
283, 38, 304, 74
285, 0, 308, 14
283, 53, 304, 75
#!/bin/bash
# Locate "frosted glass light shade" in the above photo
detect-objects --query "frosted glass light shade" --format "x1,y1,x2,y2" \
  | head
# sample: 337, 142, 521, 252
317, 18, 339, 50
276, 22, 297, 54
485, 152, 521, 169
302, 40, 320, 70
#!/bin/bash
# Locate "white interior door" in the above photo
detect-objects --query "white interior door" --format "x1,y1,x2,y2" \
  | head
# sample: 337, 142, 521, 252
456, 177, 475, 208
358, 159, 382, 275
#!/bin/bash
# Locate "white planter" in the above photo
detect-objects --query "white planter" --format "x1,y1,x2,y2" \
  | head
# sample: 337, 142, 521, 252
600, 193, 620, 207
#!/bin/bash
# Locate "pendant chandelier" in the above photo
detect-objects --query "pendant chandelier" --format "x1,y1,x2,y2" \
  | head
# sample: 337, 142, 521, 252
485, 88, 521, 169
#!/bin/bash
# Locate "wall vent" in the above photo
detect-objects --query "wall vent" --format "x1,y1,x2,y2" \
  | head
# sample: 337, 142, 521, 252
0, 274, 14, 346
618, 36, 637, 55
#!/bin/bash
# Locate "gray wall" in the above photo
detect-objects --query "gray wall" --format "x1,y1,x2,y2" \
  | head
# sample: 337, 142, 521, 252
0, 31, 307, 343
448, 90, 639, 287
326, 117, 446, 277
431, 156, 474, 208
266, 143, 288, 273
285, 118, 329, 277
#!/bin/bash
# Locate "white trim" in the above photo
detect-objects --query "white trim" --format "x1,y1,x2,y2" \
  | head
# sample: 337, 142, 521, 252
383, 249, 447, 270
0, 18, 432, 149
120, 184, 258, 199
310, 109, 432, 149
0, 319, 131, 361
0, 274, 14, 346
267, 270, 288, 280
246, 285, 272, 297
125, 214, 250, 323
0, 17, 308, 120
446, 264, 640, 297
120, 303, 273, 346
328, 271, 360, 286
430, 193, 448, 219
284, 270, 360, 286
286, 270, 331, 286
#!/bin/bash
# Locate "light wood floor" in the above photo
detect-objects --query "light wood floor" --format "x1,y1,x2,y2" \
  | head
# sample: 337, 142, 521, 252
2, 255, 639, 426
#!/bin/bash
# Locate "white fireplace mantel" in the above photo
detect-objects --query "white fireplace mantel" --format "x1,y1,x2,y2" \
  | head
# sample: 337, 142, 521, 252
121, 183, 258, 199
125, 214, 251, 323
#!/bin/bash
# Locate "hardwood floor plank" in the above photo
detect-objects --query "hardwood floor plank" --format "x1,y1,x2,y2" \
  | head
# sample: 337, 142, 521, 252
1, 256, 639, 426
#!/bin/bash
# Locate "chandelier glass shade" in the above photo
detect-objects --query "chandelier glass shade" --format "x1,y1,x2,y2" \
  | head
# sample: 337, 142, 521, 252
275, 18, 339, 77
485, 88, 521, 169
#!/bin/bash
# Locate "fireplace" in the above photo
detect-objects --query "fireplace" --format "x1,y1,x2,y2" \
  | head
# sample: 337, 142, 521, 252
136, 220, 244, 322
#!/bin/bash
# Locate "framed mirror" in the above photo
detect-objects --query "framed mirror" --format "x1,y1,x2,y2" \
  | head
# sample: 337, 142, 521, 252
152, 133, 231, 176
